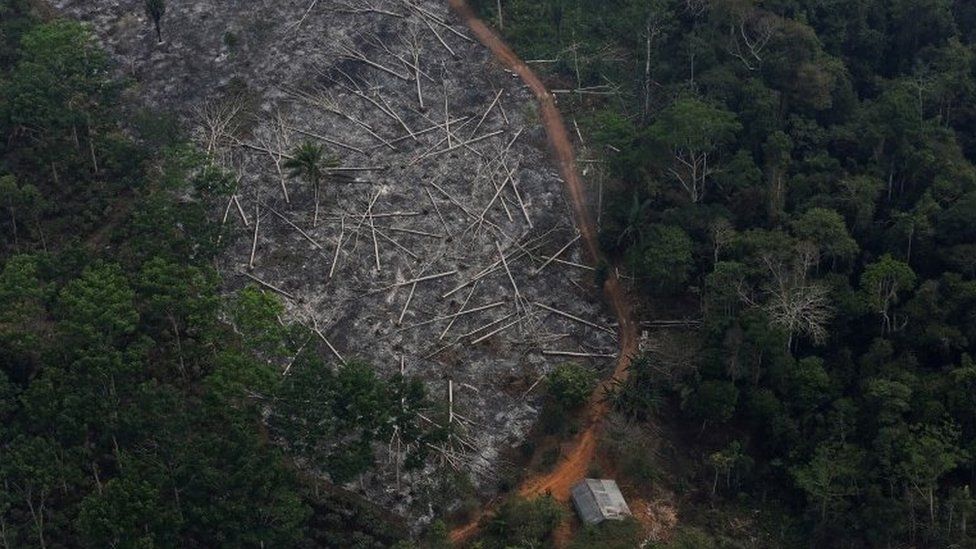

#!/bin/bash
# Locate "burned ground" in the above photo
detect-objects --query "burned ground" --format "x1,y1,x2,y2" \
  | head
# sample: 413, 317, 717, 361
51, 0, 613, 520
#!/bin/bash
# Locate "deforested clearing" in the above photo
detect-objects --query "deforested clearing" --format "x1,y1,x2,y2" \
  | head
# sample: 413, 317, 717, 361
50, 0, 614, 517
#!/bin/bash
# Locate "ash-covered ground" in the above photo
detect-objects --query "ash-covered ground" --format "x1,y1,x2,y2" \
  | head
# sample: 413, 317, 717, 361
52, 0, 614, 520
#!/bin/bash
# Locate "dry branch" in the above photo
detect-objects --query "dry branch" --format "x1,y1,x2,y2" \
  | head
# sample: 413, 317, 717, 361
243, 273, 297, 301
233, 195, 250, 227
397, 282, 417, 325
312, 320, 346, 364
541, 350, 616, 358
469, 89, 504, 138
263, 205, 324, 249
422, 129, 505, 159
329, 216, 345, 278
439, 283, 478, 340
249, 202, 260, 269
286, 125, 365, 154
533, 233, 580, 276
338, 42, 411, 81
533, 302, 615, 335
470, 316, 520, 344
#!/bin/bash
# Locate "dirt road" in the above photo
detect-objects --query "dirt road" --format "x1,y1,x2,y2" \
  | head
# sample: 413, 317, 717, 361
447, 0, 639, 544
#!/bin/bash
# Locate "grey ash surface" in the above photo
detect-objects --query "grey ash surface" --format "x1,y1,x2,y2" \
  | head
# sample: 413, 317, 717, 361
53, 0, 614, 520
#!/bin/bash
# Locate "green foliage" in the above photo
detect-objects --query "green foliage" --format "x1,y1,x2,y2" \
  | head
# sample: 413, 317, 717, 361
646, 98, 741, 203
284, 141, 339, 225
649, 526, 717, 549
547, 362, 595, 410
481, 495, 563, 549
687, 380, 739, 425
477, 13, 976, 548
612, 353, 666, 421
230, 285, 286, 353
569, 517, 642, 549
791, 443, 867, 520
647, 98, 741, 156
272, 360, 442, 483
790, 208, 859, 267
0, 12, 410, 547
625, 223, 694, 292
58, 262, 139, 347
5, 20, 109, 133
860, 255, 917, 331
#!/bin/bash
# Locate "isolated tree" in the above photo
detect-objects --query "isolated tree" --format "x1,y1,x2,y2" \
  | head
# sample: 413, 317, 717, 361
547, 362, 595, 410
145, 0, 165, 43
284, 142, 338, 228
860, 254, 917, 333
648, 98, 741, 203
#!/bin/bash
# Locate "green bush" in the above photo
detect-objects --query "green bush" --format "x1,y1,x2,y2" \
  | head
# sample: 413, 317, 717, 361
480, 495, 563, 549
547, 362, 596, 410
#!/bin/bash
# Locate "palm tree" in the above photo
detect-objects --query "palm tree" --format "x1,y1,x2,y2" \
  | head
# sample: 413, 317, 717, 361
283, 142, 338, 227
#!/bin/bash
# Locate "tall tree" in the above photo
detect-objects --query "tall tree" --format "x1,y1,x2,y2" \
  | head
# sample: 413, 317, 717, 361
860, 255, 917, 333
791, 442, 866, 521
647, 98, 741, 203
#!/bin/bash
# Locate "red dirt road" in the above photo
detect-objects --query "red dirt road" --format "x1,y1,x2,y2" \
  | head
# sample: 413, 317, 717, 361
447, 1, 639, 545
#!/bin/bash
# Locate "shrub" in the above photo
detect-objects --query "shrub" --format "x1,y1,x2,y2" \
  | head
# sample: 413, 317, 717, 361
548, 362, 596, 410
481, 495, 563, 548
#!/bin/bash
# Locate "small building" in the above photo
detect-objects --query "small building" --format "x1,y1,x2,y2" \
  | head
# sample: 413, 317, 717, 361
570, 478, 632, 525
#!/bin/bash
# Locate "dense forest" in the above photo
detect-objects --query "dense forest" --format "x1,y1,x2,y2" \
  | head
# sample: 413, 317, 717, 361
469, 0, 976, 546
0, 1, 457, 546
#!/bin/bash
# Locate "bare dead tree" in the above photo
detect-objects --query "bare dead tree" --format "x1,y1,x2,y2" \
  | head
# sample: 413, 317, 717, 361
192, 94, 250, 158
668, 146, 716, 204
727, 10, 776, 71
256, 109, 293, 203
738, 243, 834, 349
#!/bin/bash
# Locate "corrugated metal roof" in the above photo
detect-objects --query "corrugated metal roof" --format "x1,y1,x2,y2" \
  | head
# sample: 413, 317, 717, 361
571, 478, 631, 525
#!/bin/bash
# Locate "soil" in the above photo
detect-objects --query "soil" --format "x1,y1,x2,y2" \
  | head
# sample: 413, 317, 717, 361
445, 1, 639, 545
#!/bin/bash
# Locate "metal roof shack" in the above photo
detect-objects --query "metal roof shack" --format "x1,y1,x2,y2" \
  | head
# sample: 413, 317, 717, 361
571, 478, 632, 525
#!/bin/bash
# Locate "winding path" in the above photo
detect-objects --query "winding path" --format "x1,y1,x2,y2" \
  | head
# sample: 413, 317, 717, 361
447, 0, 639, 544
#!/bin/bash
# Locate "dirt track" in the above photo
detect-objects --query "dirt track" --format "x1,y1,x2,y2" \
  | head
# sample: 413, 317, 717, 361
446, 0, 639, 544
